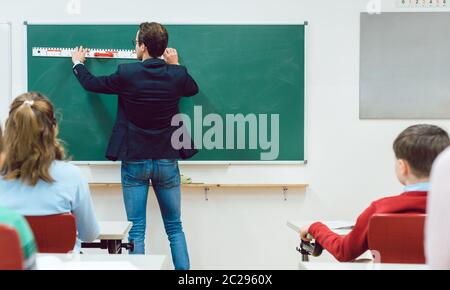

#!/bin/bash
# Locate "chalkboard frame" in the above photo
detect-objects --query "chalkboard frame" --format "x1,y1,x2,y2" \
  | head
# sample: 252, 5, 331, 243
24, 21, 308, 165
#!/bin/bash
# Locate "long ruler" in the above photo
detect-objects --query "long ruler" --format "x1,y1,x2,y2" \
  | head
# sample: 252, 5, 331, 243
32, 47, 137, 59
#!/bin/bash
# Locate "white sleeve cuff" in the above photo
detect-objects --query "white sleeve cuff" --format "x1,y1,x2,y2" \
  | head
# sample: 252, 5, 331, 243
73, 61, 84, 69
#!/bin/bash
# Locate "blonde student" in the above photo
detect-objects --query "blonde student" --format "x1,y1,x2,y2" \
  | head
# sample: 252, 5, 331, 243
0, 92, 100, 251
300, 124, 450, 262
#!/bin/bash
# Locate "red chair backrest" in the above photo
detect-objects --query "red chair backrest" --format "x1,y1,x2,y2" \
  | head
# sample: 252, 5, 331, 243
25, 214, 76, 253
368, 214, 426, 264
0, 225, 24, 270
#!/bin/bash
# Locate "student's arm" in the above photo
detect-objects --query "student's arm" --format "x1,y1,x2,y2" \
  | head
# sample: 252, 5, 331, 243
13, 214, 38, 270
72, 173, 100, 242
307, 203, 377, 262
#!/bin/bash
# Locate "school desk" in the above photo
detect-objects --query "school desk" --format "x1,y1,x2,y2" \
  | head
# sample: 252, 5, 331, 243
82, 221, 132, 254
287, 220, 373, 261
287, 220, 353, 236
36, 253, 167, 270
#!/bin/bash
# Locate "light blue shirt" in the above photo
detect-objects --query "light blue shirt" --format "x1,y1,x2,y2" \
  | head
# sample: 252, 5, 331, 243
404, 182, 430, 193
0, 161, 100, 251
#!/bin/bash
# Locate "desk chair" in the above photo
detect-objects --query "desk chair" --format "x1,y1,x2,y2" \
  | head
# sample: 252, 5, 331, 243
368, 214, 426, 264
25, 214, 76, 253
0, 225, 24, 270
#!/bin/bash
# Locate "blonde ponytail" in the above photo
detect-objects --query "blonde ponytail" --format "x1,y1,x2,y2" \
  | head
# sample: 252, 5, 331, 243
1, 92, 65, 186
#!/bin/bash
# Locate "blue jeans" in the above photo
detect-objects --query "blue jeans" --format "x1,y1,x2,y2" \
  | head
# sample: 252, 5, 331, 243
121, 159, 190, 270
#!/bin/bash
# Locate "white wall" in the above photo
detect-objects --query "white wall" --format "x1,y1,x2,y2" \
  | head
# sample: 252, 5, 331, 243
1, 0, 450, 269
0, 22, 11, 123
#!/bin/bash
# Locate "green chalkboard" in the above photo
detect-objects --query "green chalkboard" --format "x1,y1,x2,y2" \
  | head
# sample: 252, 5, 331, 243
27, 24, 305, 162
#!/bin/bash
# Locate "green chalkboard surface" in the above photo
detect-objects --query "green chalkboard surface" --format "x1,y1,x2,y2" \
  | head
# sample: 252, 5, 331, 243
27, 24, 305, 162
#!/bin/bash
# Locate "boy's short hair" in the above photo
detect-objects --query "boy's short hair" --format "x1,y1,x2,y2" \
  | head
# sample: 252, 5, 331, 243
394, 124, 450, 177
138, 22, 168, 58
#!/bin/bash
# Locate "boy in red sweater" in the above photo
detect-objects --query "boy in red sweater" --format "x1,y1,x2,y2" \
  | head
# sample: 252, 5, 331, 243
300, 124, 450, 262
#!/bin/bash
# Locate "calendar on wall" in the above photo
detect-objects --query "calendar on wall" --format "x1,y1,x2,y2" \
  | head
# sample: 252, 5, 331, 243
396, 0, 448, 8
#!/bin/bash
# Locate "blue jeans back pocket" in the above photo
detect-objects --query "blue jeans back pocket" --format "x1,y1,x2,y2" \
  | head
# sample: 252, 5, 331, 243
153, 159, 180, 189
121, 161, 150, 187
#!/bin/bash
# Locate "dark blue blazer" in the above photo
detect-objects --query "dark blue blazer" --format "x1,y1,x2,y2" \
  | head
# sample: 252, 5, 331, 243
73, 58, 199, 161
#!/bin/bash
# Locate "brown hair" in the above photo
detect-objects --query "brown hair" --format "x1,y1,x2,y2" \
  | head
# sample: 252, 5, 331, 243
1, 92, 65, 186
138, 22, 169, 58
394, 124, 450, 178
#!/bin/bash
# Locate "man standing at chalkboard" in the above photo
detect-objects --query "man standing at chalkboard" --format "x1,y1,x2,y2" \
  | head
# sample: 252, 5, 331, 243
71, 22, 198, 270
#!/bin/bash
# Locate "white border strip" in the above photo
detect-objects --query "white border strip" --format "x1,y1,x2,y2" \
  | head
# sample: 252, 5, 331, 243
71, 160, 307, 166
0, 22, 12, 106
24, 21, 309, 26
5, 22, 13, 99
24, 22, 28, 93
302, 21, 309, 167
9, 22, 12, 101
